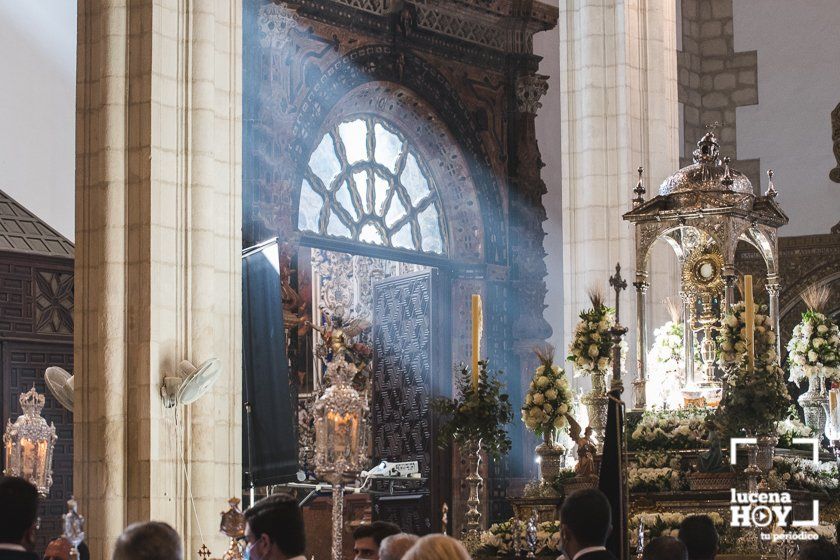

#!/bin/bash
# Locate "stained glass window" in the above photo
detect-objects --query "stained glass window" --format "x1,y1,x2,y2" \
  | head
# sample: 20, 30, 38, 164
298, 116, 446, 254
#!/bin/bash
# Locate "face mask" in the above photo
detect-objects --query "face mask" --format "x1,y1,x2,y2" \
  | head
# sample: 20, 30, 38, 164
244, 542, 259, 560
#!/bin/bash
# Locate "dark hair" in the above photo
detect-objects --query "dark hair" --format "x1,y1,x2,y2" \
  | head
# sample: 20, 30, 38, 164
0, 476, 39, 544
798, 539, 840, 560
112, 521, 182, 560
352, 521, 401, 546
677, 515, 719, 560
559, 488, 612, 547
643, 536, 688, 560
245, 494, 305, 557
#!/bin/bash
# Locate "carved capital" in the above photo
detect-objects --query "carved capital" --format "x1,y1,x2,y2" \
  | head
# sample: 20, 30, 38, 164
632, 281, 650, 294
515, 74, 549, 114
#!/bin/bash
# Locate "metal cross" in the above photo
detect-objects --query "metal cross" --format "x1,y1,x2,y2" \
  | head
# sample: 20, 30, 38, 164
609, 263, 627, 324
197, 544, 211, 560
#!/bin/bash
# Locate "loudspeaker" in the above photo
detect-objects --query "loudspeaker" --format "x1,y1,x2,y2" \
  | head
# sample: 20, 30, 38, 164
242, 238, 298, 487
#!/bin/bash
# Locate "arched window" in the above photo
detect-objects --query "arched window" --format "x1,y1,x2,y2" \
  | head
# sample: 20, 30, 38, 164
298, 115, 446, 255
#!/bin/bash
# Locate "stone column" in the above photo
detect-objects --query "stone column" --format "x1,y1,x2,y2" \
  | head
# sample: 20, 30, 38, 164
558, 0, 680, 392
766, 274, 782, 355
75, 1, 242, 558
633, 279, 649, 409
681, 292, 696, 386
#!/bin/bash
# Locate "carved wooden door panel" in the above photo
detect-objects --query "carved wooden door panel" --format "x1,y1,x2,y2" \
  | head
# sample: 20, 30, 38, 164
371, 269, 449, 535
1, 342, 73, 553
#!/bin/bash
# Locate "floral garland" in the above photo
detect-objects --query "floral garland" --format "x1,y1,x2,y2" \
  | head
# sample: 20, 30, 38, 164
715, 303, 789, 435
628, 408, 711, 451
479, 519, 562, 555
716, 302, 778, 368
787, 310, 840, 385
567, 293, 615, 376
522, 348, 573, 438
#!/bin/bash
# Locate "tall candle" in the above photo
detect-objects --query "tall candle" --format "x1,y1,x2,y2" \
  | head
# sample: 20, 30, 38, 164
744, 275, 755, 373
471, 294, 482, 390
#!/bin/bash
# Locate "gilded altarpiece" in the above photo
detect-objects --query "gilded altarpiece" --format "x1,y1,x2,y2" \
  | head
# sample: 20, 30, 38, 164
243, 0, 558, 529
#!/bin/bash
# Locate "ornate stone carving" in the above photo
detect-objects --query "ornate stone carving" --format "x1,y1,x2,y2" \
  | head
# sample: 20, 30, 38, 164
515, 74, 548, 114
258, 3, 299, 51
831, 102, 840, 183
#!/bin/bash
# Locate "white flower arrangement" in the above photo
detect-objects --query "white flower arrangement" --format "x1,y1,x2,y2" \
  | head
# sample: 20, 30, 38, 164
567, 289, 615, 376
771, 456, 839, 493
522, 347, 573, 438
647, 301, 700, 409
787, 310, 840, 385
627, 466, 683, 493
480, 519, 562, 555
775, 406, 813, 448
628, 408, 711, 451
716, 302, 777, 369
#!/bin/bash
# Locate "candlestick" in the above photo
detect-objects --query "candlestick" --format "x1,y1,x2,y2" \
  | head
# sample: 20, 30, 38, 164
744, 275, 755, 373
471, 294, 482, 390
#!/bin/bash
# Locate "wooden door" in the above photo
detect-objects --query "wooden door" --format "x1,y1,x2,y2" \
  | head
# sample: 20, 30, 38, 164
371, 269, 450, 535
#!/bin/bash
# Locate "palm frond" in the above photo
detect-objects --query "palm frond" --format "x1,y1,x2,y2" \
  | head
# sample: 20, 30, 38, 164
801, 284, 831, 312
587, 285, 605, 310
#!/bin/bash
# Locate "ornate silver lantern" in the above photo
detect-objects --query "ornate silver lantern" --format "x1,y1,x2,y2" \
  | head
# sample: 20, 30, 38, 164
3, 386, 58, 496
624, 131, 787, 408
314, 356, 367, 560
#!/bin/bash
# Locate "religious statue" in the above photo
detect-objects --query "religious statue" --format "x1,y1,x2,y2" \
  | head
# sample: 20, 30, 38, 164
698, 419, 729, 473
62, 497, 85, 557
307, 310, 370, 362
564, 413, 597, 477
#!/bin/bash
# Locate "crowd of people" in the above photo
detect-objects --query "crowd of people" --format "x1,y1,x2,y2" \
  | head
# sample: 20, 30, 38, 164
1, 476, 837, 560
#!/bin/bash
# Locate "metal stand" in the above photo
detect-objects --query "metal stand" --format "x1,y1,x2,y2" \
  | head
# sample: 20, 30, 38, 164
461, 439, 483, 553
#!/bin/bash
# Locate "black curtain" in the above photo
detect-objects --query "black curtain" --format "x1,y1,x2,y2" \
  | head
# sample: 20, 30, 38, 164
242, 239, 299, 487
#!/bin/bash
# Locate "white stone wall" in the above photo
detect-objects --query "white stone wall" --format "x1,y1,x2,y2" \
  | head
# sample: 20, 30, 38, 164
553, 0, 681, 396
733, 0, 840, 236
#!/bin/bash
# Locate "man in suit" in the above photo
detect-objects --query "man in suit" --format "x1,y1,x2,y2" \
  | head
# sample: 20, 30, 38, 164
558, 488, 616, 560
0, 476, 39, 560
243, 494, 306, 560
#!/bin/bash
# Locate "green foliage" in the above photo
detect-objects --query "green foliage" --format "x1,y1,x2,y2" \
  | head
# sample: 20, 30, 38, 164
432, 361, 513, 459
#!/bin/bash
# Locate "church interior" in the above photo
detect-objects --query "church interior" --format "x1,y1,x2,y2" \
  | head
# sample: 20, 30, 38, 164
0, 1, 839, 559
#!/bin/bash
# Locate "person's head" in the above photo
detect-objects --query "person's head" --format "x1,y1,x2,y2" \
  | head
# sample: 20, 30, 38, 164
112, 521, 182, 560
379, 534, 419, 560
559, 488, 612, 558
44, 537, 72, 560
401, 534, 470, 560
643, 536, 688, 560
798, 539, 840, 560
677, 515, 719, 560
244, 493, 305, 560
0, 476, 39, 551
352, 521, 401, 560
